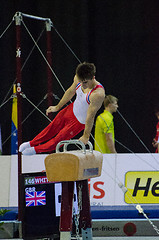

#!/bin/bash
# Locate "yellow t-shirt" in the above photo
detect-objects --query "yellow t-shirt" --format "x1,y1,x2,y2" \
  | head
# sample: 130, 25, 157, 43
94, 110, 114, 153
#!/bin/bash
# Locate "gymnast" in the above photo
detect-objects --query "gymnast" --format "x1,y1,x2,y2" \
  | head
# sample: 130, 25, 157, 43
19, 62, 105, 155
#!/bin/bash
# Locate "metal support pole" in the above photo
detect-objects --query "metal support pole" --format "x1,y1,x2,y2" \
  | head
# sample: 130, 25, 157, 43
46, 20, 53, 120
15, 12, 23, 221
76, 180, 93, 240
60, 181, 74, 240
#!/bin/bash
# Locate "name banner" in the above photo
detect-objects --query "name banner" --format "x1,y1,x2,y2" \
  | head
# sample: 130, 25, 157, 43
0, 153, 158, 207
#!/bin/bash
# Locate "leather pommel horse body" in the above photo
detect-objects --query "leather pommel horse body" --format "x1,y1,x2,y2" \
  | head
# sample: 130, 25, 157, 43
45, 140, 103, 182
45, 140, 103, 240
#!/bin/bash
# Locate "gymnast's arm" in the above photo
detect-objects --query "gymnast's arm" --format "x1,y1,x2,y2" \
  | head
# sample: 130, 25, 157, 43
79, 88, 105, 144
46, 75, 78, 115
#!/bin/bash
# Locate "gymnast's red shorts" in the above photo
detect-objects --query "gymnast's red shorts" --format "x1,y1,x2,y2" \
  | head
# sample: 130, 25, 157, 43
30, 103, 85, 153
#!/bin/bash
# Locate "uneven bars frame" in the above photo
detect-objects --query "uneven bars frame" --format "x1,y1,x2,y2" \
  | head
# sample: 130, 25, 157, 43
14, 11, 52, 23
14, 12, 53, 221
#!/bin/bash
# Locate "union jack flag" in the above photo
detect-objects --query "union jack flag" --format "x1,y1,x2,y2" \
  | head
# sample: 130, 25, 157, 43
25, 191, 46, 207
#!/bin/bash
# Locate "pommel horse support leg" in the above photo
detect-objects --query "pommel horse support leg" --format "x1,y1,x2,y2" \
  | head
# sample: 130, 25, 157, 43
45, 140, 103, 240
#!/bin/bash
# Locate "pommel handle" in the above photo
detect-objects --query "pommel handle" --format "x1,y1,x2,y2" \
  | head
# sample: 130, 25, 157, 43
56, 139, 93, 154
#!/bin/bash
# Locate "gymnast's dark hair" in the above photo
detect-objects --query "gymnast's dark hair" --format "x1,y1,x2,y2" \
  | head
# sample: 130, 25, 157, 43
76, 62, 96, 80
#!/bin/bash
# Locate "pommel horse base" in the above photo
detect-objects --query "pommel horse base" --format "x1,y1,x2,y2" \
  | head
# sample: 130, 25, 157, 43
45, 140, 103, 240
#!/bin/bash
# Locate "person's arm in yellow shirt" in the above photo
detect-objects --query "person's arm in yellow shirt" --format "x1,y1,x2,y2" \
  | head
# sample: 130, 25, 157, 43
105, 133, 117, 153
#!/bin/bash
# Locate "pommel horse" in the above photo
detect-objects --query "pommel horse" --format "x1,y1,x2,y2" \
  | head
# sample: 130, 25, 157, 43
45, 140, 103, 240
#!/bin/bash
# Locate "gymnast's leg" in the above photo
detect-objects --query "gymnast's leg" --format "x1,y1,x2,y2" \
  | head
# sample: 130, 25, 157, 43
34, 119, 85, 153
22, 103, 85, 154
19, 104, 71, 153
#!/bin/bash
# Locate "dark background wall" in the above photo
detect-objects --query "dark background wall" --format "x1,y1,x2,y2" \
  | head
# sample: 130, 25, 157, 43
0, 0, 159, 154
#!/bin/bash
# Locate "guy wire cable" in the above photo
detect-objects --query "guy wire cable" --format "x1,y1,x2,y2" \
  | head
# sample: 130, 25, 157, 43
21, 15, 159, 166
0, 16, 74, 149
9, 88, 159, 231
1, 26, 45, 105
22, 19, 66, 94
3, 90, 158, 225
2, 12, 159, 168
21, 16, 159, 233
1, 12, 157, 160
20, 93, 51, 123
115, 139, 158, 170
117, 109, 159, 165
52, 25, 82, 64
52, 21, 159, 162
90, 132, 159, 235
2, 14, 159, 233
2, 94, 49, 148
94, 118, 159, 170
0, 18, 14, 39
0, 25, 46, 148
17, 14, 159, 234
92, 124, 159, 227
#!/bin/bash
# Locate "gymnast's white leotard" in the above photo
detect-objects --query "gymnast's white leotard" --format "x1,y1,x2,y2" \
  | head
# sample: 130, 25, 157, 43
73, 82, 104, 124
